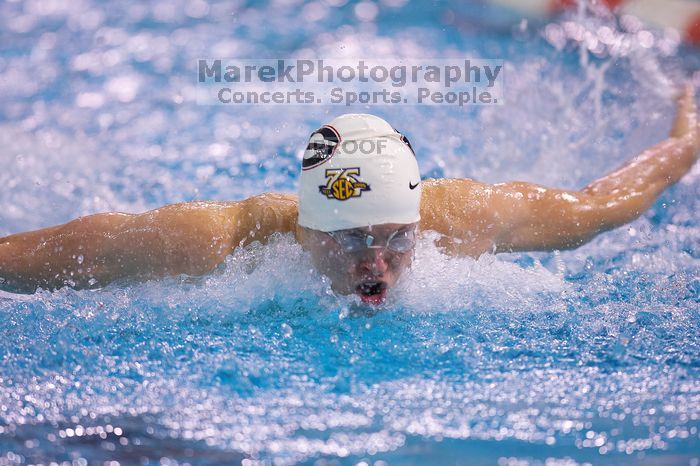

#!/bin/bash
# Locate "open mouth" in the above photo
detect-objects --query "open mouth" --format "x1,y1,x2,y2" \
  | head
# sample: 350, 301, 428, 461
356, 281, 388, 305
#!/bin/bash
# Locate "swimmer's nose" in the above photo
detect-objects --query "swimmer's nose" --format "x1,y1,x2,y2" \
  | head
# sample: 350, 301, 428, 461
358, 248, 389, 275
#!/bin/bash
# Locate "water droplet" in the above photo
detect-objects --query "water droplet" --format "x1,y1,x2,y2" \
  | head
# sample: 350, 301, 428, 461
281, 323, 293, 338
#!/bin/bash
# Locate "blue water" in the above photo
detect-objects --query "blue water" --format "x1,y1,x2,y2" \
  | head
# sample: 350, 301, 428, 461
1, 0, 699, 464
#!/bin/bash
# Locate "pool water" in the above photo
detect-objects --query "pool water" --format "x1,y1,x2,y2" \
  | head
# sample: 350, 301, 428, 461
1, 0, 699, 464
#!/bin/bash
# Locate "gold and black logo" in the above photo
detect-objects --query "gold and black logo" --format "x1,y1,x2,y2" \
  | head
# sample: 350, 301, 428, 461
319, 168, 370, 200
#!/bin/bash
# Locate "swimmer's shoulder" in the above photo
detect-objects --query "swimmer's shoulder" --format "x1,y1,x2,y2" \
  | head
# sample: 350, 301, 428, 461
419, 178, 501, 256
150, 194, 298, 248
232, 192, 299, 241
419, 177, 486, 229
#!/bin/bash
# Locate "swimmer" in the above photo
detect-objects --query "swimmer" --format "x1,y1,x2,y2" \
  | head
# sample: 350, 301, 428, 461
1, 85, 699, 303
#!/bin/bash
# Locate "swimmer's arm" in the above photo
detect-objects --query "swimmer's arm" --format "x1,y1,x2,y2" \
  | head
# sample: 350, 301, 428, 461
422, 85, 699, 255
495, 84, 699, 252
0, 194, 298, 293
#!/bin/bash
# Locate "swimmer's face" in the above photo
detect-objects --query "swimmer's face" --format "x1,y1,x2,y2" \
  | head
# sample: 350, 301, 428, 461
296, 223, 417, 304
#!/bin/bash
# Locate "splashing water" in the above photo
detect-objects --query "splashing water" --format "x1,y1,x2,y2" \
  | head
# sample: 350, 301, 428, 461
0, 0, 699, 464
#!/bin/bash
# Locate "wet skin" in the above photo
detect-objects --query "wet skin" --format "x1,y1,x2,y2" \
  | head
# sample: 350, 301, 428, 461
295, 223, 415, 304
0, 86, 698, 295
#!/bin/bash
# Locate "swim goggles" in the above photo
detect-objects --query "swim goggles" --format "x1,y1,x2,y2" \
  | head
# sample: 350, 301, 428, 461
326, 225, 417, 254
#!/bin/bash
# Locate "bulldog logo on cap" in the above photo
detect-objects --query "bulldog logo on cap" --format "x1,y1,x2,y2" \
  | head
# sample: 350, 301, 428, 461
302, 126, 341, 170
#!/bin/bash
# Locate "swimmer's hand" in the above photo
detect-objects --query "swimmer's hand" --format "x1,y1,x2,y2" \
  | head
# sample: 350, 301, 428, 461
671, 83, 700, 153
0, 194, 297, 293
420, 84, 699, 255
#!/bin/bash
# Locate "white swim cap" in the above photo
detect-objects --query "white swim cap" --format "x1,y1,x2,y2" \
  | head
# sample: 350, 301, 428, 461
298, 113, 421, 232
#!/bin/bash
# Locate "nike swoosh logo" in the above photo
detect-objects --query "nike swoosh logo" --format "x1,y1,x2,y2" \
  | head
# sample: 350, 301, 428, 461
409, 181, 420, 190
